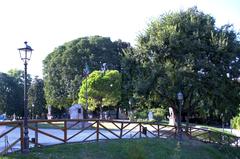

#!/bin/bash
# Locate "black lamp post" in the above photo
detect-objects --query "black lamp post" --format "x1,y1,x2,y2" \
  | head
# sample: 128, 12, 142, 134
177, 91, 183, 142
18, 41, 33, 153
83, 63, 90, 118
100, 63, 107, 119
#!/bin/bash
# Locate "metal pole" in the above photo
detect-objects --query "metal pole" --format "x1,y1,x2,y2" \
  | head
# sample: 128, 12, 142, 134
86, 75, 88, 118
179, 102, 182, 142
23, 59, 29, 153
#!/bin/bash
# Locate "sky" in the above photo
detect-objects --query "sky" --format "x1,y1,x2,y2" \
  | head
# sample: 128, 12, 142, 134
0, 0, 239, 78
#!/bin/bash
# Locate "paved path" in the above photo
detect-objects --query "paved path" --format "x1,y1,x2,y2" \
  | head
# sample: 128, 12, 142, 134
225, 128, 240, 137
194, 125, 240, 137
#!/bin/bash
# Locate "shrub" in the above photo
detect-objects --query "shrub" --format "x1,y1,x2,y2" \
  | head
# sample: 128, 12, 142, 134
150, 107, 167, 121
130, 107, 167, 122
134, 110, 148, 120
231, 115, 240, 130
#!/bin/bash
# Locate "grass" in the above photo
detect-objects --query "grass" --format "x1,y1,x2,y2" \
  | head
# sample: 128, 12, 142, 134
2, 138, 240, 159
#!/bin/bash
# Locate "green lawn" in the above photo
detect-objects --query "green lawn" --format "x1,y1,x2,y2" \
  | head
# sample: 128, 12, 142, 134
2, 138, 240, 159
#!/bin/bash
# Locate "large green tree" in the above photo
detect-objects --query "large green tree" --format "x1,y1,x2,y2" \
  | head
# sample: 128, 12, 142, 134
0, 72, 23, 116
28, 76, 47, 118
78, 70, 121, 116
43, 36, 129, 109
134, 7, 240, 125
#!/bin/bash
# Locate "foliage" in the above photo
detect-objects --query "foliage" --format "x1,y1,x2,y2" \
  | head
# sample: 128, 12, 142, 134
7, 69, 32, 85
131, 107, 167, 122
43, 36, 130, 109
0, 72, 23, 116
231, 114, 240, 130
119, 47, 139, 110
78, 70, 121, 111
6, 138, 240, 159
133, 109, 148, 120
28, 76, 47, 118
150, 107, 167, 121
134, 7, 240, 124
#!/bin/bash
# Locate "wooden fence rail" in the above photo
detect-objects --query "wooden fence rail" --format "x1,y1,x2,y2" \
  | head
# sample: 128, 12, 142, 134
0, 119, 239, 155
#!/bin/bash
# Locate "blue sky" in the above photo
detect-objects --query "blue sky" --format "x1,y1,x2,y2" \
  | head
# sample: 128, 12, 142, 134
0, 0, 239, 77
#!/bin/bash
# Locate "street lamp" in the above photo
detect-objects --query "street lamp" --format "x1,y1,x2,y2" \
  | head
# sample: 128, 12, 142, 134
83, 63, 90, 118
18, 41, 33, 153
177, 91, 183, 142
32, 104, 35, 119
99, 62, 107, 119
128, 98, 133, 113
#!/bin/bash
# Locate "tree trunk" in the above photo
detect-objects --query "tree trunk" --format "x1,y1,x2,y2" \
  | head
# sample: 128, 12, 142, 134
100, 105, 103, 119
185, 110, 190, 133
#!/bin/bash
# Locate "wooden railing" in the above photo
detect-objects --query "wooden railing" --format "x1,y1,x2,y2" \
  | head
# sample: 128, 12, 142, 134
185, 126, 239, 146
0, 119, 239, 155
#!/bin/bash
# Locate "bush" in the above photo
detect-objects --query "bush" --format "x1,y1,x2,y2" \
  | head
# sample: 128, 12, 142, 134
150, 107, 166, 121
231, 115, 240, 130
133, 109, 148, 120
130, 107, 166, 122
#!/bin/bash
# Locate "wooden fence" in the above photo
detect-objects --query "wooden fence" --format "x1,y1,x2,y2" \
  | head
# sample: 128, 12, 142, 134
0, 119, 239, 155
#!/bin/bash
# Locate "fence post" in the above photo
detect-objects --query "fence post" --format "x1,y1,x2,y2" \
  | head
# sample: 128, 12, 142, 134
237, 138, 239, 147
189, 127, 192, 139
174, 125, 177, 139
34, 122, 38, 147
20, 122, 24, 152
96, 120, 99, 142
139, 123, 142, 138
120, 122, 123, 139
157, 125, 160, 137
64, 120, 67, 143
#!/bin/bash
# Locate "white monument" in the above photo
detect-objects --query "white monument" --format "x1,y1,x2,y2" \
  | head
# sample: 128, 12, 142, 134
69, 104, 84, 120
168, 107, 175, 126
12, 113, 16, 121
148, 112, 154, 121
47, 105, 53, 120
68, 104, 86, 128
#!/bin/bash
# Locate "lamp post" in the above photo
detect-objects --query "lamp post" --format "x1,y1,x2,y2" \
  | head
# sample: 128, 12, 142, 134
18, 41, 33, 153
100, 63, 107, 119
32, 104, 34, 119
177, 91, 183, 142
83, 63, 90, 118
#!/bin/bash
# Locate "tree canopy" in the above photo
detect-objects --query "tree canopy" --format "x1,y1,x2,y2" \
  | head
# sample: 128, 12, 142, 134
0, 72, 23, 116
43, 36, 129, 109
78, 70, 121, 111
28, 76, 47, 118
134, 7, 240, 123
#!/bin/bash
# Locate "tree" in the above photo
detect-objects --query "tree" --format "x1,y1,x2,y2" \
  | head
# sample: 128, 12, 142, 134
28, 76, 46, 118
78, 70, 121, 117
43, 36, 129, 109
135, 7, 240, 126
0, 72, 23, 116
8, 69, 32, 86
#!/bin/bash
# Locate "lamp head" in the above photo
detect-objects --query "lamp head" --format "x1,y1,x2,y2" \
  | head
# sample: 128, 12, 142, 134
18, 41, 33, 61
177, 92, 183, 101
